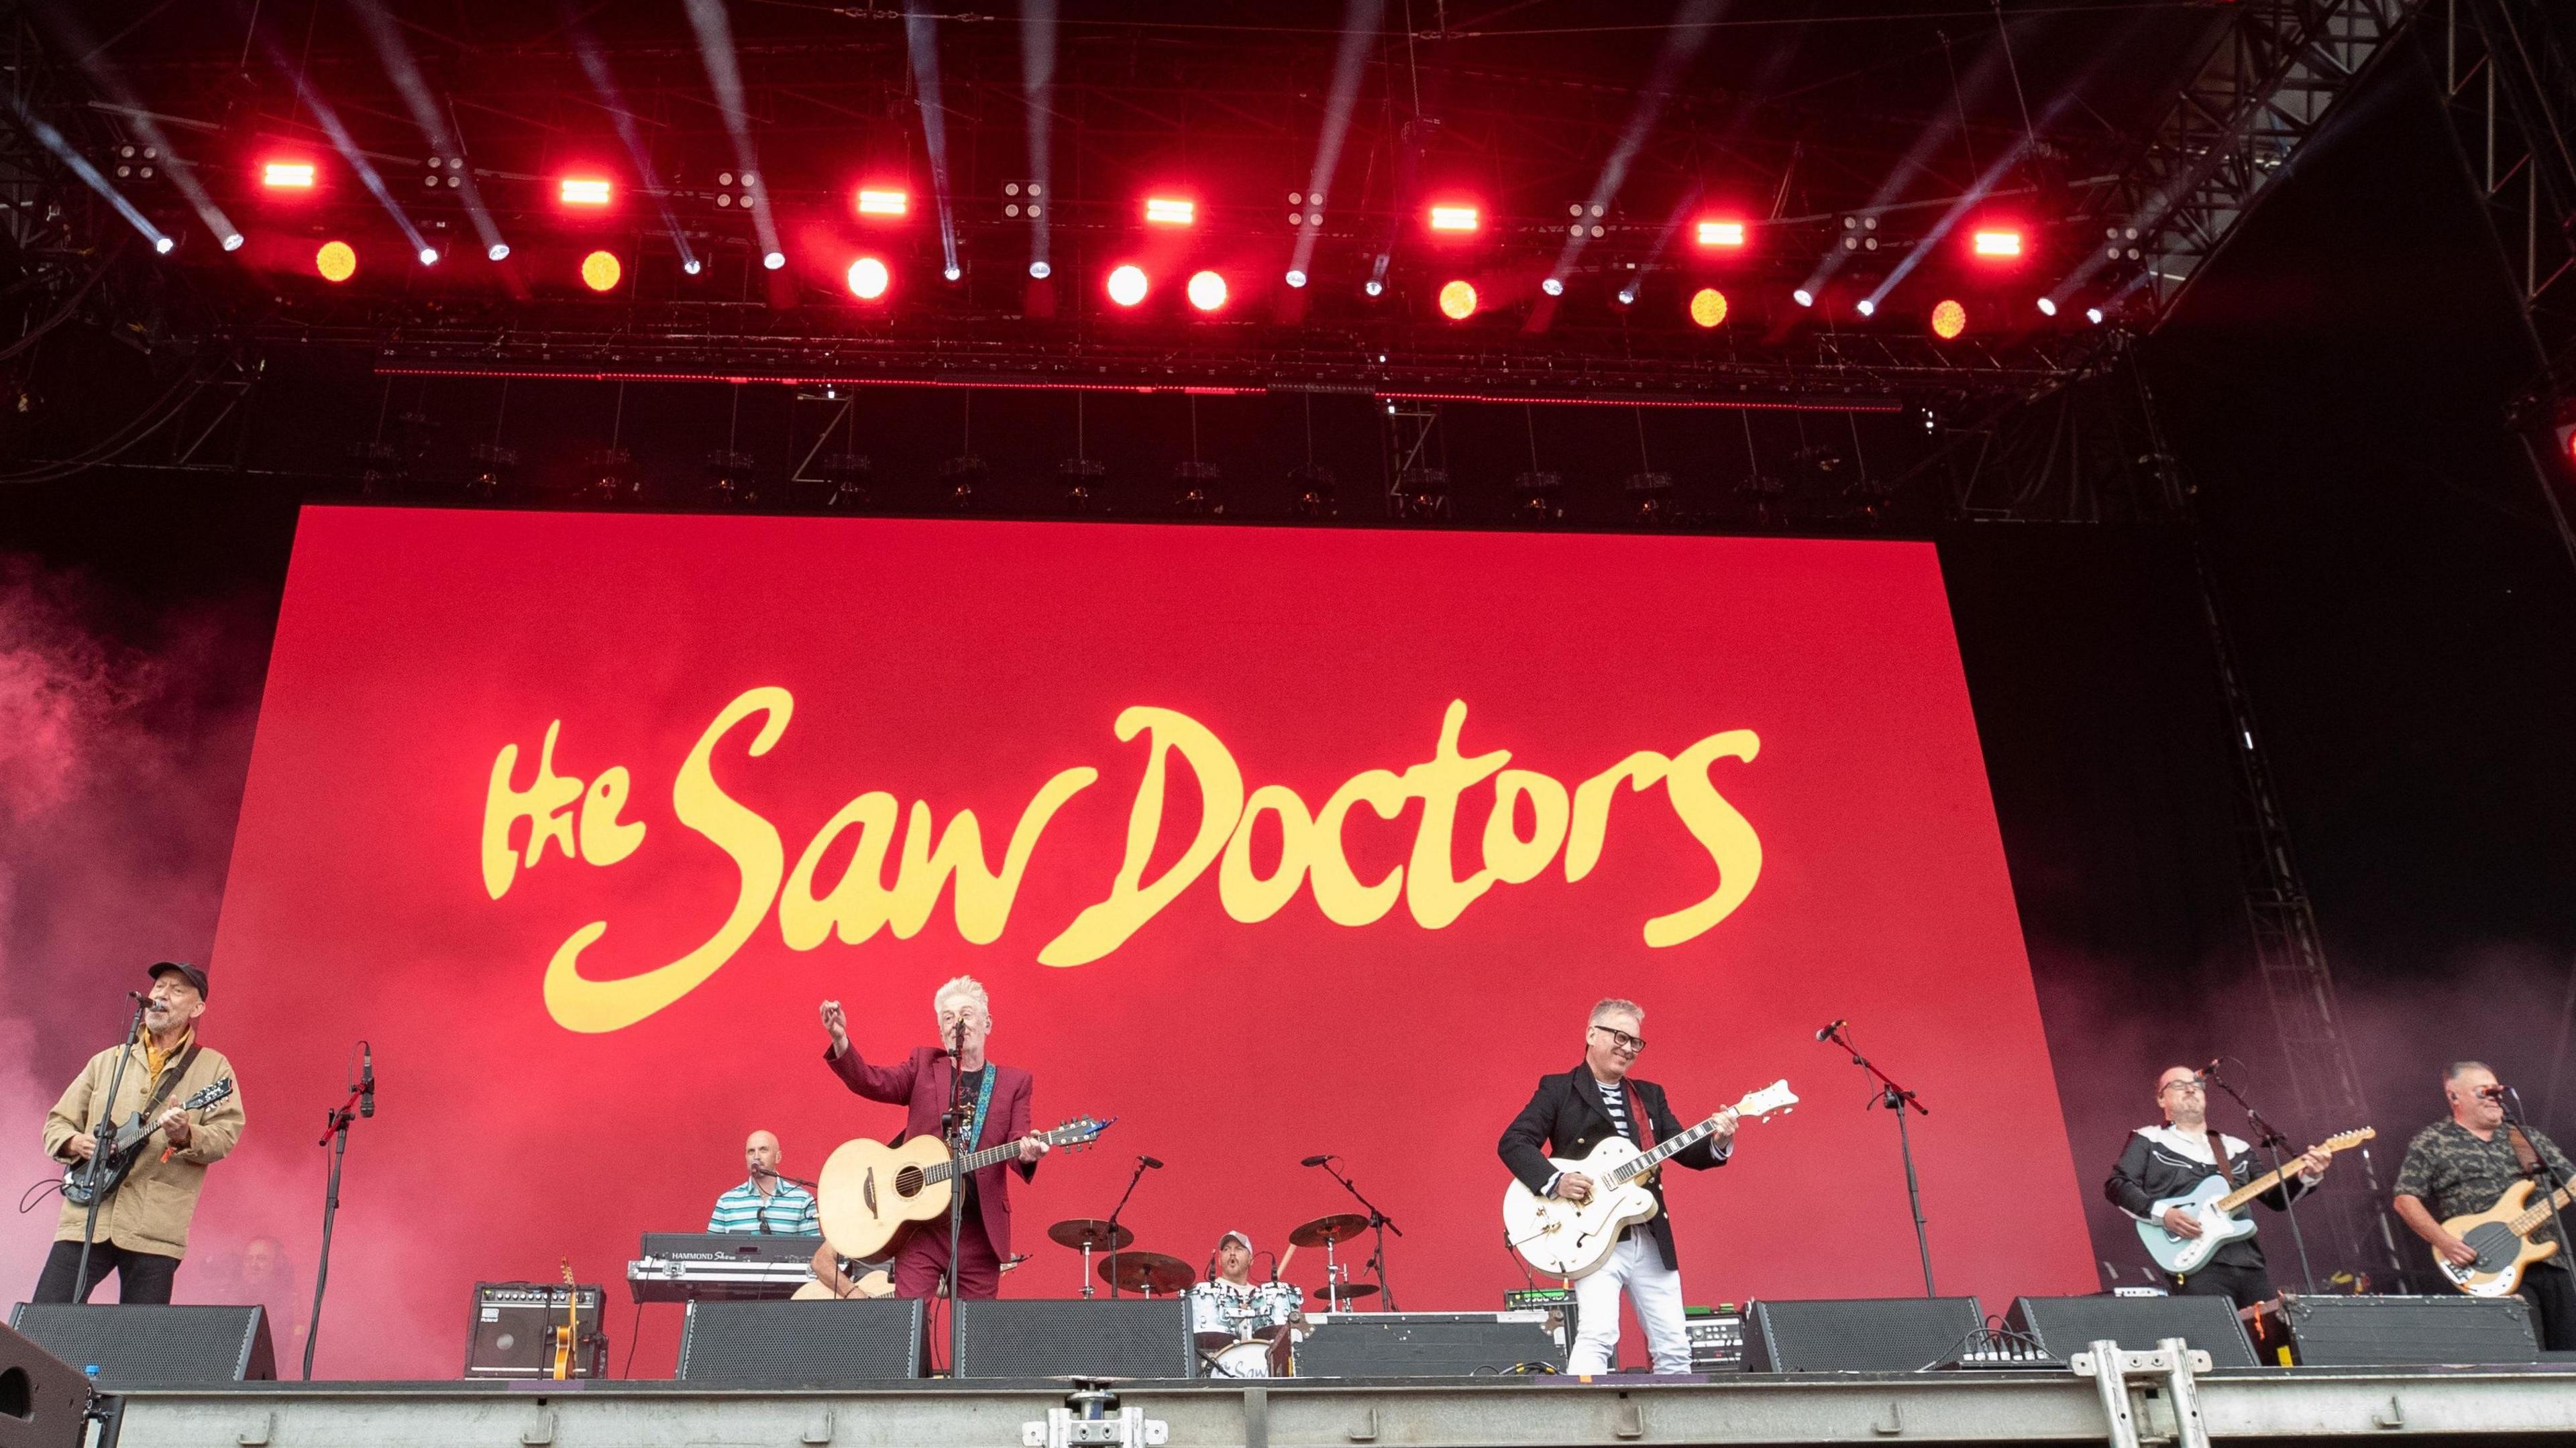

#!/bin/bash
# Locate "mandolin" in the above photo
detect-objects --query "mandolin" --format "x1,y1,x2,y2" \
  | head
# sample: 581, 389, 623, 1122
817, 1115, 1112, 1261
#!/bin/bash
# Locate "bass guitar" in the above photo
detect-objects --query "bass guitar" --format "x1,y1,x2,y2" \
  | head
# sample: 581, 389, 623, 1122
2432, 1178, 2576, 1297
62, 1078, 235, 1209
1502, 1080, 1799, 1280
816, 1115, 1112, 1260
2134, 1127, 2374, 1274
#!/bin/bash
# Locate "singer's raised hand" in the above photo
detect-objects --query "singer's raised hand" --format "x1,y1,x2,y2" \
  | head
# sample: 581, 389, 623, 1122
820, 999, 850, 1055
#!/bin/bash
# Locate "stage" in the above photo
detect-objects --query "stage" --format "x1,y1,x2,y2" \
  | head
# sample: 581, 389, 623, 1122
84, 1366, 2576, 1448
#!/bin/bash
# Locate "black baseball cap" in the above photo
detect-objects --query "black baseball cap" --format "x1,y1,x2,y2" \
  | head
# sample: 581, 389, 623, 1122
148, 961, 209, 999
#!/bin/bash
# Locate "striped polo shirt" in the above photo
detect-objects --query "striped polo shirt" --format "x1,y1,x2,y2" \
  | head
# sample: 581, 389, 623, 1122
708, 1178, 819, 1235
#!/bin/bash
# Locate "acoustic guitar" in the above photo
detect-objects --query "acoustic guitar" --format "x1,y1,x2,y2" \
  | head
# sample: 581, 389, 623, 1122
817, 1114, 1112, 1261
1502, 1080, 1798, 1280
2432, 1176, 2576, 1297
2134, 1127, 2375, 1274
794, 1241, 894, 1300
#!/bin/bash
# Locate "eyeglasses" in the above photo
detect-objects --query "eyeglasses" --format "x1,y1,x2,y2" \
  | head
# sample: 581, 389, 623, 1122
1591, 1025, 1647, 1054
2159, 1078, 2207, 1096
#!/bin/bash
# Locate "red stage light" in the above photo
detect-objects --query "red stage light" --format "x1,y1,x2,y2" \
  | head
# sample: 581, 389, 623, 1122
855, 188, 908, 218
1186, 270, 1228, 312
847, 256, 890, 300
1437, 279, 1478, 319
1106, 264, 1149, 307
1428, 204, 1479, 233
1144, 197, 1195, 226
1688, 288, 1729, 328
263, 160, 317, 190
1695, 219, 1746, 249
1970, 228, 2023, 259
1930, 299, 1968, 339
580, 249, 623, 292
560, 176, 612, 207
315, 240, 356, 282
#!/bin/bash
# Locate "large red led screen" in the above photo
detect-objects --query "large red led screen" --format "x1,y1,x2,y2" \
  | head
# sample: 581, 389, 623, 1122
204, 506, 2094, 1376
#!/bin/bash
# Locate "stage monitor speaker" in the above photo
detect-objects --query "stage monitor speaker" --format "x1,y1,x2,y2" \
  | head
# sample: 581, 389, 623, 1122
676, 1300, 923, 1386
5, 1306, 274, 1388
0, 1322, 91, 1448
1295, 1313, 1563, 1377
2279, 1294, 2538, 1366
2002, 1294, 2257, 1368
951, 1300, 1193, 1380
1741, 1297, 1984, 1373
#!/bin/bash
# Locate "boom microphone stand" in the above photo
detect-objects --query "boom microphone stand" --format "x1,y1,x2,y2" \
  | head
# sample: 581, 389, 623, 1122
304, 1041, 373, 1380
1313, 1157, 1403, 1311
2502, 1085, 2571, 1288
71, 993, 152, 1302
2203, 1058, 2317, 1296
1821, 1021, 1936, 1296
1098, 1155, 1152, 1299
943, 1017, 971, 1373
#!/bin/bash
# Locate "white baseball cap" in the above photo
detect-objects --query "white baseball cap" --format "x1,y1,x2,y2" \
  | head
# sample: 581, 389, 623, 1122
1218, 1231, 1254, 1254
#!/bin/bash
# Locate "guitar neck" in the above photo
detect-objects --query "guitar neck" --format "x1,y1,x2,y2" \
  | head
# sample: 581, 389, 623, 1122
2511, 1180, 2576, 1235
2215, 1162, 2298, 1213
1606, 1111, 1727, 1185
928, 1137, 1024, 1183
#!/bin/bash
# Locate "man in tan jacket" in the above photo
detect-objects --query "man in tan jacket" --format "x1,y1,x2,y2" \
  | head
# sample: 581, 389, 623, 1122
35, 961, 248, 1304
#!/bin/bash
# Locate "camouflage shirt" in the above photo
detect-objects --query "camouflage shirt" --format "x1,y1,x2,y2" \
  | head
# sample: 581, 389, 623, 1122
2394, 1119, 2576, 1260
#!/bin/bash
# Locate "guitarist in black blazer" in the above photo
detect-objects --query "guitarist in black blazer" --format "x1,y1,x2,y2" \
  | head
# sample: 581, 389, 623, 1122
1497, 998, 1735, 1373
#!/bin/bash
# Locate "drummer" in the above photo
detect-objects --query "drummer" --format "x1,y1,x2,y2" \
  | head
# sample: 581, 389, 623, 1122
1201, 1231, 1306, 1372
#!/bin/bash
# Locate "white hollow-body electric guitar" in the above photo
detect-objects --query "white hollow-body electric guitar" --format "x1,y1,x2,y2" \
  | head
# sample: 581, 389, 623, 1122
1501, 1079, 1798, 1280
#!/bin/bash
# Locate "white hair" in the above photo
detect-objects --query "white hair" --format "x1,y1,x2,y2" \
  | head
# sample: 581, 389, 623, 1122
934, 975, 991, 1019
1589, 998, 1644, 1027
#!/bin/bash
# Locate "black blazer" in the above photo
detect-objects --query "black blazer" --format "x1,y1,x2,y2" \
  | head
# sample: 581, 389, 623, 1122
1498, 1063, 1728, 1270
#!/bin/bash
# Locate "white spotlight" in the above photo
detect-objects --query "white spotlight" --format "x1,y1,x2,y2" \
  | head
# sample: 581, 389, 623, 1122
2037, 296, 2059, 317
1030, 261, 1052, 280
486, 243, 510, 262
684, 259, 704, 276
153, 235, 174, 255
762, 250, 786, 270
943, 265, 962, 282
1856, 298, 1876, 317
1541, 277, 1564, 297
419, 247, 440, 266
1364, 278, 1384, 297
2086, 306, 2104, 325
221, 233, 244, 252
1285, 269, 1307, 288
1792, 287, 1815, 308
1615, 289, 1636, 306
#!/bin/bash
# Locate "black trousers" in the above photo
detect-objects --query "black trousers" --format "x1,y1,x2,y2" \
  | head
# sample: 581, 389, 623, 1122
32, 1238, 180, 1304
2167, 1258, 2277, 1311
2520, 1262, 2576, 1352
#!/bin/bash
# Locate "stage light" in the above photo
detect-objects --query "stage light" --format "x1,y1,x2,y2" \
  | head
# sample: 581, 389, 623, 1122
856, 188, 908, 217
2036, 296, 2058, 317
487, 243, 510, 262
1285, 269, 1307, 288
1689, 288, 1728, 328
581, 249, 622, 292
418, 246, 439, 266
1971, 228, 2023, 258
1187, 270, 1228, 311
684, 258, 704, 276
847, 256, 890, 300
2086, 306, 2104, 325
763, 251, 787, 270
315, 240, 356, 282
1363, 278, 1384, 297
1107, 264, 1148, 307
942, 264, 961, 282
1792, 287, 1814, 308
262, 161, 316, 190
1428, 204, 1479, 233
1930, 298, 1967, 339
1437, 279, 1477, 319
560, 176, 612, 207
1695, 219, 1746, 249
1856, 298, 1876, 317
154, 235, 174, 255
1615, 288, 1637, 307
1144, 196, 1195, 226
1541, 277, 1564, 297
221, 233, 244, 252
1031, 261, 1052, 280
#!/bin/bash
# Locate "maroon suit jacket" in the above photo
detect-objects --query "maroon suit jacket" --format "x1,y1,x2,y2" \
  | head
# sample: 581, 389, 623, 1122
824, 1044, 1036, 1260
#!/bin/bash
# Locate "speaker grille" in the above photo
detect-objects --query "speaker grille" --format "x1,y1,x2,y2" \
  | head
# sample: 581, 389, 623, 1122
1742, 1296, 1984, 1372
677, 1300, 923, 1386
952, 1300, 1193, 1380
2004, 1294, 2257, 1368
1295, 1317, 1564, 1376
5, 1306, 274, 1388
2282, 1294, 2538, 1366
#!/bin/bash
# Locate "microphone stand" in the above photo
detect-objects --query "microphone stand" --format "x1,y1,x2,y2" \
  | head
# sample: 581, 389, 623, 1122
1097, 1156, 1152, 1300
942, 1017, 971, 1373
71, 994, 153, 1303
1823, 1022, 1936, 1296
2204, 1060, 2318, 1296
303, 1076, 367, 1379
2504, 1087, 2571, 1293
1318, 1159, 1403, 1311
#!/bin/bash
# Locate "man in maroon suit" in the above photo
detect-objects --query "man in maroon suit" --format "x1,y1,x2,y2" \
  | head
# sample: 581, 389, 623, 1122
821, 975, 1046, 1300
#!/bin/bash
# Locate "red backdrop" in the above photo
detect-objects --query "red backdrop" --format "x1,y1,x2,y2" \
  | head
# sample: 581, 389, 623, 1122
200, 506, 2094, 1377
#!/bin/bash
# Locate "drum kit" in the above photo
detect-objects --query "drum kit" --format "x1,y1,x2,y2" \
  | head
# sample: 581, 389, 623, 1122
1044, 1211, 1383, 1376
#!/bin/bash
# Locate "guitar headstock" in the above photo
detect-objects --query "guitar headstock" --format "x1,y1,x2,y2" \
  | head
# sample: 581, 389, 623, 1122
1044, 1115, 1116, 1153
1736, 1080, 1799, 1120
2323, 1127, 2375, 1151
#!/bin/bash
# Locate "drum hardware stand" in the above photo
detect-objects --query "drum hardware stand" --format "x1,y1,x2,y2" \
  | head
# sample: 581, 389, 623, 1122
1314, 1157, 1402, 1311
1821, 1020, 1936, 1296
70, 993, 152, 1303
2203, 1058, 2318, 1296
1095, 1155, 1152, 1299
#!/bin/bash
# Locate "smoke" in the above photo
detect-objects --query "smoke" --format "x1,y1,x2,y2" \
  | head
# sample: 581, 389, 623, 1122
0, 555, 268, 1296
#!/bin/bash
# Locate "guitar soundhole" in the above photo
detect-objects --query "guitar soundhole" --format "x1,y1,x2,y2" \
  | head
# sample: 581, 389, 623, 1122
2465, 1222, 2521, 1272
894, 1165, 924, 1199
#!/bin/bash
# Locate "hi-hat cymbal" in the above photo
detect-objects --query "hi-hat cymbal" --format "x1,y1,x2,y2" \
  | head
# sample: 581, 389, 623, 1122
1288, 1213, 1371, 1247
1099, 1251, 1196, 1295
1049, 1218, 1137, 1252
1315, 1281, 1379, 1301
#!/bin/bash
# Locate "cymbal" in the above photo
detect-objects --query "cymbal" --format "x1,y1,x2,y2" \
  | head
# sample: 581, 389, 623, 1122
1099, 1251, 1196, 1295
1315, 1281, 1379, 1301
1049, 1218, 1137, 1252
1288, 1213, 1371, 1247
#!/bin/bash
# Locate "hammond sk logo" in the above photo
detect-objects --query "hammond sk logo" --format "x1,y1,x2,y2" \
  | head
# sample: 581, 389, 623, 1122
482, 689, 1762, 1033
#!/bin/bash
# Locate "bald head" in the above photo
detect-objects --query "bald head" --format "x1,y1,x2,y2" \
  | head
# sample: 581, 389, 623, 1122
2155, 1066, 2208, 1128
745, 1131, 782, 1177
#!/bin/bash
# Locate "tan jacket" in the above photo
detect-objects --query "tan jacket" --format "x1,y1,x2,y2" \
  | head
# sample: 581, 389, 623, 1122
46, 1036, 246, 1258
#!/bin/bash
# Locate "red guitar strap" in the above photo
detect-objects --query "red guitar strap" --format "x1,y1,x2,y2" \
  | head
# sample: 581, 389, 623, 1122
1625, 1082, 1657, 1150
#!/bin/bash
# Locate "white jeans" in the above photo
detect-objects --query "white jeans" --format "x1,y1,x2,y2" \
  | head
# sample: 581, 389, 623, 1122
1569, 1231, 1693, 1374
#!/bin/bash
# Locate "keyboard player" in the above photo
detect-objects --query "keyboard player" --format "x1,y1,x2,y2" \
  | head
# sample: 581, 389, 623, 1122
708, 1130, 820, 1235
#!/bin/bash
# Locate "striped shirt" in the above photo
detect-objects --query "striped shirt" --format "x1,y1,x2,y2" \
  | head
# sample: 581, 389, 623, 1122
1597, 1078, 1637, 1144
708, 1178, 819, 1235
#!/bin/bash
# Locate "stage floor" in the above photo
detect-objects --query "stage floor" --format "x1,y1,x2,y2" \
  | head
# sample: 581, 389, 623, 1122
95, 1366, 2576, 1448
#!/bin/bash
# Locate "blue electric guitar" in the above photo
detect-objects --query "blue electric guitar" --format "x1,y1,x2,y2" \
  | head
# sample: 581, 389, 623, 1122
2134, 1127, 2372, 1274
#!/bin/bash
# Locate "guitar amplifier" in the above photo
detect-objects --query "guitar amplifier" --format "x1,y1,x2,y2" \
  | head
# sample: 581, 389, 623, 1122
465, 1282, 608, 1378
1686, 1304, 1745, 1373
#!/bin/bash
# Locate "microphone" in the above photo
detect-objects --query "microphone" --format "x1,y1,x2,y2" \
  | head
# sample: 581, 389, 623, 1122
1138, 1155, 1165, 1170
1813, 1019, 1845, 1042
2477, 1083, 2509, 1101
1300, 1154, 1333, 1168
358, 1042, 376, 1119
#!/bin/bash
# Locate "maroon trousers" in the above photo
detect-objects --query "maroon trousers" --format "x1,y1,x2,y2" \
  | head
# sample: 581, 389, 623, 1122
893, 1213, 1002, 1301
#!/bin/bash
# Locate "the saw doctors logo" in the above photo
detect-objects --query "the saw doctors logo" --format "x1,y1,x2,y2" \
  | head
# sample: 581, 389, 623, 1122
482, 688, 1764, 1033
